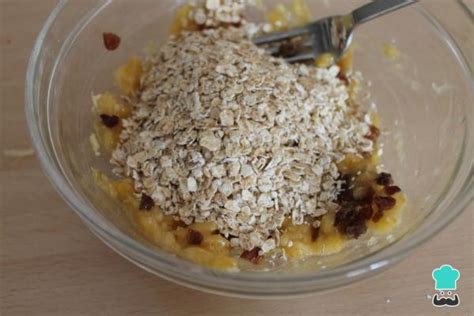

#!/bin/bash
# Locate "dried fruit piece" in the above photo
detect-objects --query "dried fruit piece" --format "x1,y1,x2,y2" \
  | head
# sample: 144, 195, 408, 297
372, 210, 384, 223
139, 194, 155, 211
344, 220, 367, 239
100, 114, 120, 128
337, 72, 350, 85
374, 196, 396, 211
365, 125, 380, 142
276, 40, 300, 58
103, 33, 121, 51
353, 185, 375, 203
376, 172, 393, 186
240, 247, 262, 264
187, 229, 204, 245
334, 171, 378, 238
359, 205, 373, 220
337, 175, 354, 202
334, 205, 368, 239
311, 226, 320, 241
384, 185, 401, 195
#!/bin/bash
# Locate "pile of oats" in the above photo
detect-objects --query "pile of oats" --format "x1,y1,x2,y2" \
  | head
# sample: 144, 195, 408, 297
191, 0, 247, 27
185, 0, 270, 37
111, 25, 374, 253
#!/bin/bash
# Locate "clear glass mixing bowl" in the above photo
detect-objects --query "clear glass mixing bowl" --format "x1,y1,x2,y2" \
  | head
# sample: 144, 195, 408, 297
25, 0, 473, 298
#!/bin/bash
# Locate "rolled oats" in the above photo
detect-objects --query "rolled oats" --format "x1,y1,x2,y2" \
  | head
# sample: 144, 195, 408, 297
111, 24, 374, 253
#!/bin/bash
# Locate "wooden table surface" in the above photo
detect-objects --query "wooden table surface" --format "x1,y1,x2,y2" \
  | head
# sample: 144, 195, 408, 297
1, 1, 472, 315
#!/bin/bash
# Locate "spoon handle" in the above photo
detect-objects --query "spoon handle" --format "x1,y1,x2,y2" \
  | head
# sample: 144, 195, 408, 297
352, 0, 417, 25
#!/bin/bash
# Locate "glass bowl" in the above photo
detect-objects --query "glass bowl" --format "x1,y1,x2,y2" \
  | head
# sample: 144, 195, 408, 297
25, 0, 473, 298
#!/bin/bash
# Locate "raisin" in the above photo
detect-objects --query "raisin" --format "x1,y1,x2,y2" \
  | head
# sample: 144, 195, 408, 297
376, 172, 393, 186
311, 226, 320, 241
363, 188, 375, 204
353, 185, 375, 203
187, 229, 204, 245
344, 220, 367, 239
334, 209, 345, 227
337, 187, 353, 202
359, 205, 373, 220
103, 32, 121, 51
336, 210, 362, 237
278, 42, 297, 57
240, 247, 262, 264
335, 204, 371, 239
276, 39, 301, 58
335, 202, 357, 225
365, 125, 380, 142
337, 175, 354, 202
384, 185, 401, 195
372, 210, 384, 223
374, 196, 396, 211
337, 72, 350, 85
139, 194, 154, 211
100, 114, 119, 128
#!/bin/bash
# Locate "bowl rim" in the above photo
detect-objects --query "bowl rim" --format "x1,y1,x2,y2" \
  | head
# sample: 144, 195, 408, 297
25, 0, 474, 297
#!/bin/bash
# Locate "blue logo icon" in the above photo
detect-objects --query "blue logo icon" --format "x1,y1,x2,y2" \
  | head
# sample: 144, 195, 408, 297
431, 264, 460, 307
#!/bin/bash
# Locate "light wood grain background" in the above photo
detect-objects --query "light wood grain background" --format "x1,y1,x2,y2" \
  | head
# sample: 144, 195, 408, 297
0, 1, 472, 315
